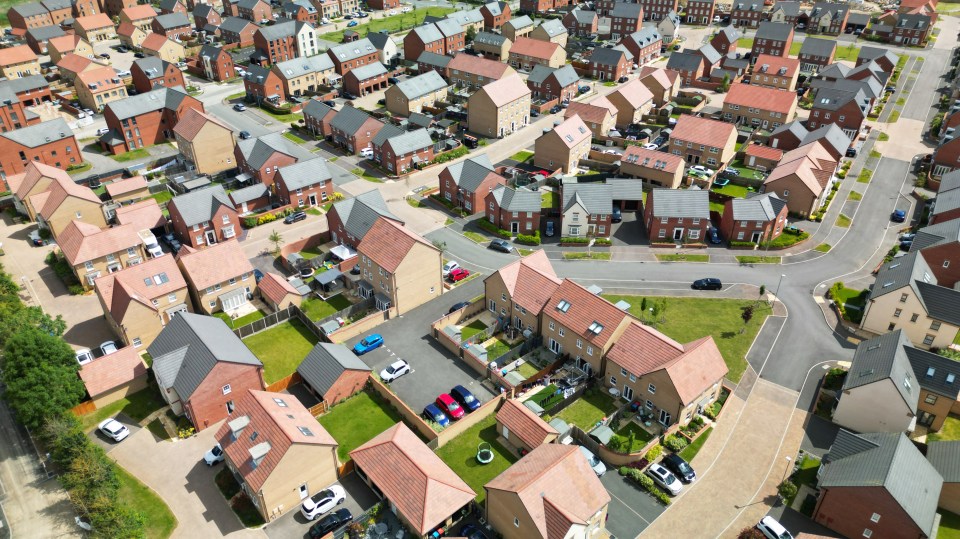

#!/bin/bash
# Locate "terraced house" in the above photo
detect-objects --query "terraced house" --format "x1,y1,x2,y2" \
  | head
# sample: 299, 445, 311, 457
749, 54, 800, 91
329, 105, 386, 155
178, 239, 257, 314
484, 250, 561, 334
0, 45, 40, 80
327, 38, 380, 75
447, 53, 516, 89
272, 54, 335, 97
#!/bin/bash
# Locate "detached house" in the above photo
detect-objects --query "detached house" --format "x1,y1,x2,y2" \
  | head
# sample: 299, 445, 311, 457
131, 56, 185, 93
750, 54, 800, 91
526, 64, 579, 104
486, 185, 541, 236
751, 22, 794, 58
669, 115, 737, 167
117, 24, 146, 52
606, 78, 654, 128
534, 115, 591, 173
561, 181, 614, 238
236, 0, 271, 21
101, 86, 203, 154
710, 26, 740, 56
326, 189, 402, 249
215, 390, 338, 522
303, 99, 337, 138
178, 239, 256, 314
371, 128, 435, 175
807, 2, 849, 35
272, 53, 335, 98
720, 192, 788, 244
468, 74, 532, 138
913, 218, 960, 285
328, 38, 380, 76
167, 185, 242, 249
384, 70, 448, 117
722, 82, 796, 130
927, 442, 960, 516
274, 157, 334, 208
586, 47, 631, 82
403, 23, 444, 63
355, 217, 442, 313
173, 108, 237, 175
235, 131, 315, 187
643, 188, 710, 242
141, 33, 186, 63
219, 16, 257, 47
762, 141, 837, 217
439, 154, 505, 214
480, 0, 510, 30
619, 27, 663, 65
798, 38, 837, 72
57, 221, 146, 290
329, 105, 385, 155
564, 8, 598, 37
95, 255, 193, 349
530, 19, 568, 48
639, 66, 680, 106
73, 13, 115, 42
666, 51, 705, 85
149, 313, 265, 430
508, 37, 565, 71
565, 98, 617, 138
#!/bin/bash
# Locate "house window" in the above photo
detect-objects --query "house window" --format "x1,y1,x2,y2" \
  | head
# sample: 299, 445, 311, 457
870, 514, 880, 524
910, 313, 919, 323
894, 309, 902, 318
931, 321, 942, 330
133, 338, 142, 348
923, 334, 935, 346
925, 393, 938, 405
549, 321, 555, 330
621, 368, 627, 376
945, 260, 951, 268
209, 301, 216, 308
863, 530, 872, 539
587, 346, 593, 356
645, 400, 654, 410
610, 375, 617, 385
152, 299, 159, 306
222, 384, 232, 395
630, 374, 636, 382
558, 327, 565, 337
900, 293, 908, 302
782, 190, 789, 197
168, 293, 177, 303
514, 518, 520, 527
577, 339, 583, 349
648, 384, 656, 394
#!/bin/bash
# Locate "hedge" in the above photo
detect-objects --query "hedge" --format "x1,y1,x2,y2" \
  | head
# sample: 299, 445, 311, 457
560, 237, 590, 244
664, 434, 688, 452
730, 241, 756, 248
516, 231, 541, 245
594, 238, 612, 245
477, 218, 511, 239
431, 146, 469, 165
619, 466, 672, 505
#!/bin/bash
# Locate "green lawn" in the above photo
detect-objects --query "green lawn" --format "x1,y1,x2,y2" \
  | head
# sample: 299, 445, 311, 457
117, 466, 177, 539
516, 361, 539, 379
836, 214, 852, 228
111, 148, 151, 162
258, 107, 302, 123
563, 252, 611, 260
848, 191, 863, 201
602, 295, 774, 382
555, 391, 619, 430
857, 169, 873, 183
736, 256, 781, 264
939, 511, 960, 539
762, 230, 809, 249
834, 43, 861, 62
510, 150, 534, 162
711, 183, 750, 198
435, 415, 517, 503
320, 7, 457, 41
78, 386, 166, 432
283, 130, 308, 144
518, 248, 535, 256
725, 159, 766, 181
319, 391, 404, 462
656, 254, 709, 262
793, 455, 821, 488
300, 294, 353, 320
213, 309, 265, 329
299, 246, 324, 259
679, 427, 712, 463
485, 338, 512, 360
226, 91, 246, 100
67, 162, 94, 175
461, 319, 488, 341
243, 319, 319, 383
541, 190, 560, 209
464, 231, 487, 243
927, 415, 960, 442
616, 422, 654, 452
149, 191, 173, 205
710, 200, 725, 213
815, 243, 832, 253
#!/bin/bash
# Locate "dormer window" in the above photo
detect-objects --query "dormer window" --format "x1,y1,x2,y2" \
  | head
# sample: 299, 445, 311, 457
557, 300, 571, 312
249, 441, 271, 469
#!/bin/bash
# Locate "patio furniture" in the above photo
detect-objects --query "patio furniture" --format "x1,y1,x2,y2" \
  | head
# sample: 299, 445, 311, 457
477, 442, 494, 464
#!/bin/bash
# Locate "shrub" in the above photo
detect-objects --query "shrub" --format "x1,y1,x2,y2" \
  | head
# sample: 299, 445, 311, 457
516, 231, 541, 245
663, 434, 688, 452
621, 468, 671, 505
729, 241, 756, 248
644, 443, 662, 462
477, 219, 511, 238
593, 238, 612, 245
607, 434, 629, 453
257, 212, 277, 225
560, 237, 590, 244
244, 216, 258, 228
778, 480, 798, 501
431, 146, 469, 164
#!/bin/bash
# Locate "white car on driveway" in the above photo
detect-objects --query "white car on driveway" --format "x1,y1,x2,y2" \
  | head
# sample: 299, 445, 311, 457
203, 443, 224, 466
578, 446, 606, 476
442, 261, 460, 277
690, 165, 714, 177
75, 348, 93, 365
642, 143, 659, 150
380, 359, 411, 382
98, 418, 130, 442
301, 484, 346, 520
647, 463, 682, 495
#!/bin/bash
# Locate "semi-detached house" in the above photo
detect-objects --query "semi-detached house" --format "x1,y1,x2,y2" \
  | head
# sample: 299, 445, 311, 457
384, 70, 448, 117
178, 239, 257, 314
57, 220, 146, 290
234, 131, 315, 187
486, 185, 541, 235
167, 185, 242, 249
328, 38, 380, 75
508, 37, 565, 71
329, 105, 385, 155
372, 127, 435, 175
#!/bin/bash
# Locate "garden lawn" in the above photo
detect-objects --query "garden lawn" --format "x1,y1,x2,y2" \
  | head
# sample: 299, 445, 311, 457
762, 230, 809, 248
299, 246, 324, 259
258, 107, 302, 123
678, 427, 712, 463
541, 190, 560, 209
213, 309, 265, 329
939, 511, 960, 539
656, 254, 709, 262
616, 422, 654, 452
602, 295, 773, 382
243, 319, 319, 383
711, 183, 750, 198
516, 361, 540, 379
300, 294, 353, 320
927, 415, 960, 442
435, 415, 517, 503
556, 391, 619, 430
320, 7, 457, 41
149, 191, 173, 205
117, 466, 177, 539
78, 386, 167, 432
461, 319, 488, 340
510, 150, 534, 162
319, 391, 404, 462
485, 338, 512, 360
736, 256, 780, 264
111, 148, 151, 162
710, 200, 725, 213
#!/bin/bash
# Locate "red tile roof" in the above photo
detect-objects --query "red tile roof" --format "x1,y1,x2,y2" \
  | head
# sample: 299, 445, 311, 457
57, 221, 141, 266
258, 272, 300, 306
478, 74, 531, 107
350, 423, 475, 534
358, 217, 435, 273
37, 174, 101, 219
753, 54, 800, 78
621, 145, 683, 173
485, 444, 610, 538
13, 161, 69, 200
447, 52, 513, 80
74, 13, 114, 30
495, 399, 558, 449
606, 321, 728, 404
550, 114, 591, 148
95, 255, 187, 321
76, 66, 125, 92
544, 280, 634, 348
177, 239, 254, 290
115, 199, 166, 230
565, 99, 615, 126
79, 346, 147, 396
141, 32, 171, 52
216, 389, 337, 492
0, 45, 37, 66
509, 36, 561, 60
117, 22, 141, 38
57, 53, 95, 74
48, 35, 84, 53
121, 4, 159, 20
745, 143, 784, 161
489, 250, 561, 314
724, 83, 797, 115
106, 175, 148, 198
765, 140, 837, 196
173, 108, 232, 141
609, 78, 654, 109
670, 115, 736, 148
639, 66, 676, 89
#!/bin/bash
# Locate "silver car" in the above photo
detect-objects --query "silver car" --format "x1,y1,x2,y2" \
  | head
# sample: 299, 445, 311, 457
647, 463, 682, 496
578, 446, 606, 476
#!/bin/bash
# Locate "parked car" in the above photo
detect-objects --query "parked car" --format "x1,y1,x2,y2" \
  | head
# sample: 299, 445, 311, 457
642, 143, 659, 150
450, 385, 480, 412
301, 485, 346, 520
344, 13, 353, 18
99, 53, 110, 59
448, 301, 471, 313
707, 227, 721, 244
618, 76, 629, 83
530, 109, 540, 117
436, 393, 464, 420
380, 359, 410, 382
489, 239, 512, 253
442, 260, 460, 277
98, 418, 130, 442
233, 103, 246, 111
891, 209, 907, 222
691, 165, 713, 177
611, 206, 622, 223
422, 403, 450, 427
285, 211, 307, 224
346, 20, 358, 26
545, 221, 555, 237
353, 334, 384, 355
900, 240, 913, 251
116, 45, 128, 52
387, 76, 400, 84
75, 348, 93, 365
162, 233, 182, 253
100, 341, 118, 355
692, 278, 722, 290
578, 445, 606, 476
662, 453, 696, 482
253, 269, 264, 283
323, 99, 337, 107
756, 516, 794, 539
449, 268, 471, 282
647, 463, 682, 495
360, 147, 374, 158
459, 524, 489, 539
550, 105, 562, 114
203, 443, 224, 465
845, 147, 857, 157
358, 11, 369, 17
899, 233, 916, 241
309, 508, 353, 538
239, 130, 251, 139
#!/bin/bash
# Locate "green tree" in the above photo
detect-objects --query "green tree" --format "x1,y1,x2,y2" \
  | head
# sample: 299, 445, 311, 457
0, 303, 66, 347
465, 25, 477, 43
758, 284, 766, 305
740, 305, 754, 334
1, 328, 85, 430
268, 230, 283, 256
87, 496, 145, 539
43, 413, 90, 468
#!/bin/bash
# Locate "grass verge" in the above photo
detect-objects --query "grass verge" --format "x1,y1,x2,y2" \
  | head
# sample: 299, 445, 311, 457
736, 256, 780, 264
836, 214, 852, 228
563, 252, 611, 260
857, 169, 873, 183
510, 150, 534, 162
679, 427, 712, 463
848, 191, 863, 201
319, 7, 457, 41
117, 466, 177, 539
78, 386, 166, 432
464, 231, 487, 243
814, 243, 832, 253
656, 254, 709, 262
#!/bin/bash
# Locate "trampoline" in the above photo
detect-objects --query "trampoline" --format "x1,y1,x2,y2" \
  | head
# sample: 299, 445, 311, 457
476, 442, 494, 464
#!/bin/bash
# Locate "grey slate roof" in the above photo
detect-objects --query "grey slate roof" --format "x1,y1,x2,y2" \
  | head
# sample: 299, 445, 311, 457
610, 2, 643, 19
847, 11, 870, 26
158, 0, 184, 11
698, 44, 722, 66
329, 38, 378, 63
474, 31, 508, 47
528, 64, 578, 88
329, 105, 377, 136
717, 26, 740, 42
435, 18, 463, 38
219, 16, 253, 33
274, 54, 334, 80
799, 37, 836, 58
858, 45, 899, 67
869, 251, 960, 325
803, 123, 849, 157
649, 188, 709, 218
395, 70, 447, 100
589, 47, 627, 67
562, 182, 613, 214
147, 313, 262, 401
257, 19, 297, 40
331, 189, 403, 240
755, 21, 792, 41
933, 184, 960, 217
507, 15, 533, 30
810, 86, 865, 112
27, 25, 66, 41
941, 169, 960, 193
282, 0, 316, 14
904, 346, 960, 399
842, 331, 917, 413
0, 117, 73, 148
236, 0, 264, 9
303, 99, 335, 121
821, 429, 942, 537
536, 18, 566, 38
194, 4, 216, 17
242, 64, 273, 84
449, 8, 484, 27
380, 128, 433, 155
411, 23, 444, 44
915, 280, 960, 326
370, 123, 404, 148
814, 75, 881, 100
809, 1, 848, 21
133, 56, 168, 79
731, 192, 785, 221
366, 31, 392, 51
913, 219, 960, 251
771, 120, 808, 139
42, 0, 71, 10
348, 62, 387, 81
445, 154, 495, 192
489, 185, 540, 213
297, 343, 371, 396
627, 27, 662, 48
229, 183, 269, 205
416, 51, 451, 69
571, 8, 597, 24
237, 132, 314, 170
169, 184, 233, 226
0, 75, 47, 104
12, 2, 48, 17
927, 441, 960, 483
604, 178, 645, 201
105, 86, 191, 120
482, 1, 507, 16
154, 12, 191, 29
897, 13, 931, 29
666, 51, 703, 72
771, 0, 802, 17
277, 157, 332, 189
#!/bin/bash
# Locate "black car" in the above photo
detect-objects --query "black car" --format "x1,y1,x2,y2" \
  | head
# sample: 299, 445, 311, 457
707, 227, 721, 244
309, 509, 352, 538
88, 178, 102, 189
489, 239, 512, 253
284, 211, 307, 224
692, 278, 722, 290
550, 105, 562, 114
618, 76, 629, 83
663, 453, 696, 482
134, 52, 145, 58
238, 130, 251, 139
530, 109, 540, 117
611, 206, 622, 223
99, 53, 110, 59
460, 524, 490, 539
323, 99, 337, 107
116, 46, 128, 53
448, 301, 471, 314
845, 147, 857, 158
388, 76, 400, 84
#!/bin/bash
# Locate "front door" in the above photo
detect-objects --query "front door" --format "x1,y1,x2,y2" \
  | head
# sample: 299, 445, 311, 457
205, 230, 217, 245
623, 385, 634, 400
299, 483, 309, 500
751, 231, 762, 243
511, 222, 519, 234
918, 411, 935, 427
309, 194, 317, 206
673, 228, 683, 240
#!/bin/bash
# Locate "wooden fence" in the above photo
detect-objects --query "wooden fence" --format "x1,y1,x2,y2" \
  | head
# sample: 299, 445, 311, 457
368, 376, 440, 447
326, 308, 394, 343
70, 400, 97, 416
265, 372, 302, 393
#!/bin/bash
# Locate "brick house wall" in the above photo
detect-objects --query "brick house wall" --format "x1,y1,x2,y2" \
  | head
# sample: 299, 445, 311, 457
221, 24, 257, 47
527, 74, 578, 102
403, 34, 443, 65
806, 100, 864, 135
638, 0, 678, 20
710, 32, 737, 55
485, 191, 541, 233
610, 15, 641, 37
244, 69, 284, 102
238, 148, 299, 187
183, 362, 265, 430
304, 110, 336, 137
170, 203, 242, 249
104, 96, 204, 152
591, 55, 628, 81
686, 0, 715, 24
153, 20, 191, 40
238, 0, 271, 22
374, 138, 434, 175
720, 203, 787, 243
481, 3, 510, 29
321, 370, 370, 405
201, 49, 235, 81
328, 50, 380, 75
563, 13, 598, 36
520, 0, 553, 12
0, 136, 81, 176
8, 10, 53, 32
930, 207, 960, 225
275, 175, 334, 207
325, 206, 361, 248
732, 6, 766, 26
814, 486, 926, 539
331, 117, 382, 154
255, 34, 298, 64
917, 243, 960, 285
644, 212, 709, 242
752, 36, 792, 57
132, 62, 186, 93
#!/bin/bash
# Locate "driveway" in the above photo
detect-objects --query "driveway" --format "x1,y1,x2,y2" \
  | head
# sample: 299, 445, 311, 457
341, 278, 496, 412
600, 472, 666, 538
88, 413, 143, 453
263, 473, 379, 539
109, 424, 266, 538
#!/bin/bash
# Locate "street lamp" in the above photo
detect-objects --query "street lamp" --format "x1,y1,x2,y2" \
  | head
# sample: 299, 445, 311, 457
781, 455, 793, 483
774, 273, 785, 304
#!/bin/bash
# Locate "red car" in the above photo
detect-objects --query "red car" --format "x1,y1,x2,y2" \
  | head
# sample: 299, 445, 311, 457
436, 393, 464, 420
449, 268, 470, 282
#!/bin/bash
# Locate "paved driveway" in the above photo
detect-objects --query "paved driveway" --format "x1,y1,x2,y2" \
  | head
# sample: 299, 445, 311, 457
88, 413, 143, 453
600, 472, 666, 538
263, 473, 379, 539
341, 278, 496, 412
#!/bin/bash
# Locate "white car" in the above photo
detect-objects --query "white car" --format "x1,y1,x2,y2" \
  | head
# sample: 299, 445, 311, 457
300, 484, 346, 520
380, 359, 411, 382
96, 127, 110, 136
646, 463, 682, 496
757, 516, 794, 539
98, 418, 130, 442
75, 348, 94, 365
360, 147, 374, 158
389, 9, 397, 15
578, 446, 606, 477
642, 143, 659, 150
690, 165, 714, 177
100, 341, 118, 355
203, 443, 224, 466
602, 149, 621, 155
442, 260, 460, 277
401, 6, 412, 11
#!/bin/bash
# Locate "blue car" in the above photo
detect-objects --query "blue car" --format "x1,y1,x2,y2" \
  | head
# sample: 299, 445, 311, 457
352, 334, 383, 355
422, 403, 450, 427
450, 385, 480, 412
347, 20, 358, 26
707, 227, 721, 244
891, 209, 907, 223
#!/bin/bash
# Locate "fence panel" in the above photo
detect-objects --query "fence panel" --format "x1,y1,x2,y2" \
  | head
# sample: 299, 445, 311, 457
233, 306, 293, 339
70, 400, 97, 416
265, 372, 302, 392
